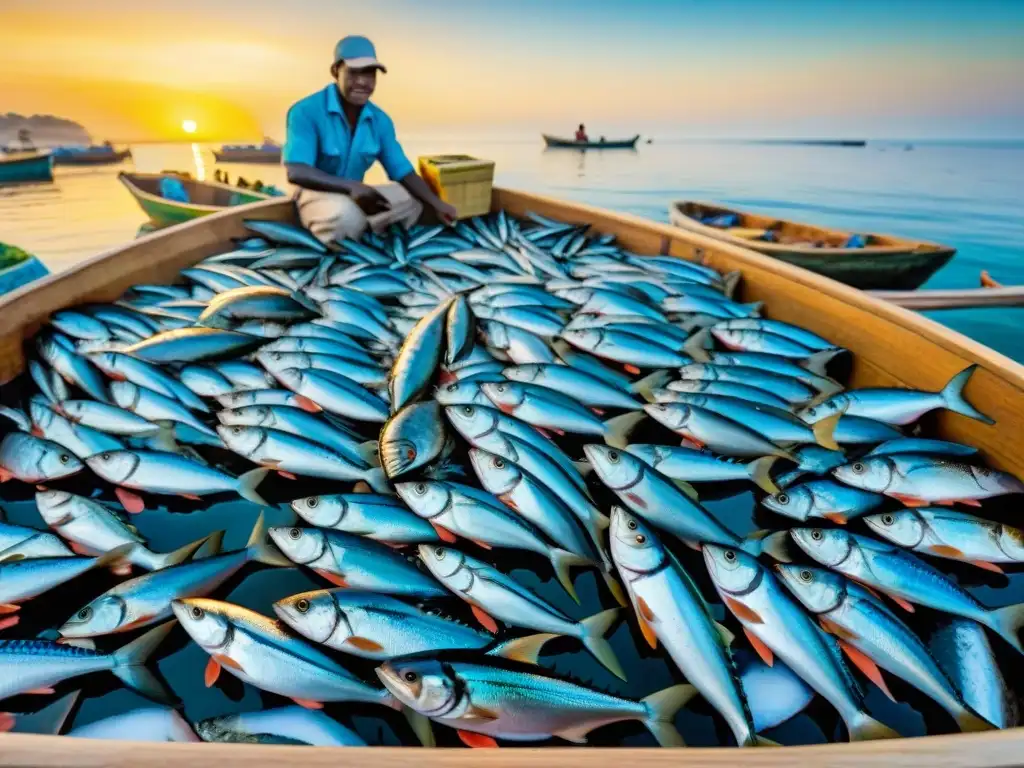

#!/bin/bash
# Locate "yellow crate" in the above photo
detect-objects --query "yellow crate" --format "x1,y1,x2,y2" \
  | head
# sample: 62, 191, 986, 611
418, 154, 495, 219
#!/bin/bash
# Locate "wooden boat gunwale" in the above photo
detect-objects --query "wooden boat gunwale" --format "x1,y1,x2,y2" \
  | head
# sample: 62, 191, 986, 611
118, 171, 270, 214
0, 189, 1022, 766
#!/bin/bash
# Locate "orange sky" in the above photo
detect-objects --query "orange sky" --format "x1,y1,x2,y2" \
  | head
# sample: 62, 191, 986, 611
2, 0, 1022, 142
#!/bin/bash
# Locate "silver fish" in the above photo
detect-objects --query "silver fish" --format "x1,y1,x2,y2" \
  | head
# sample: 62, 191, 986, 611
194, 706, 365, 746
291, 493, 438, 545
0, 432, 83, 484
379, 400, 450, 480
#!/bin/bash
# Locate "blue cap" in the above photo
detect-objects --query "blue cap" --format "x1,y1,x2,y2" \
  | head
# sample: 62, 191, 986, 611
333, 35, 386, 73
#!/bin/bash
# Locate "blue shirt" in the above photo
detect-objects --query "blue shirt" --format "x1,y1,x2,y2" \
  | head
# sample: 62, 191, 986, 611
283, 85, 414, 182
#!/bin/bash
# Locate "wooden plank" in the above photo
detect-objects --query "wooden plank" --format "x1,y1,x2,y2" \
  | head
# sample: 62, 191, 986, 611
870, 286, 1024, 310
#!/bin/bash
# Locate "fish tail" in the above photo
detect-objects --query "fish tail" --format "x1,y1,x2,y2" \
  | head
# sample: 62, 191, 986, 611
987, 602, 1024, 654
149, 421, 181, 454
801, 349, 843, 377
740, 530, 792, 562
111, 621, 176, 705
682, 328, 712, 362
954, 706, 997, 733
746, 456, 781, 495
236, 467, 270, 505
572, 459, 594, 478
549, 549, 591, 604
846, 711, 900, 741
246, 511, 291, 567
742, 734, 781, 747
630, 370, 672, 402
150, 531, 214, 570
722, 271, 742, 298
197, 530, 226, 558
580, 607, 627, 681
363, 466, 391, 494
358, 441, 381, 467
640, 684, 697, 747
603, 411, 646, 450
91, 543, 137, 573
488, 632, 559, 663
812, 410, 843, 451
402, 707, 436, 747
941, 365, 995, 425
602, 568, 629, 607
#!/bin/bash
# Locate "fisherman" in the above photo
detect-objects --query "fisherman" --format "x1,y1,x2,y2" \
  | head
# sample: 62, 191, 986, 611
575, 124, 588, 142
283, 35, 457, 245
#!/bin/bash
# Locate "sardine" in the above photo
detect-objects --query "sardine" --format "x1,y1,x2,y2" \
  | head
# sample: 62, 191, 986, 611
194, 706, 365, 746
0, 433, 83, 484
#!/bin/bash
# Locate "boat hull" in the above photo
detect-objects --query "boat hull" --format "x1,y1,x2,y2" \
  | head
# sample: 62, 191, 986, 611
0, 152, 54, 184
542, 134, 639, 150
213, 149, 282, 163
669, 200, 955, 290
118, 171, 270, 228
54, 149, 132, 166
0, 243, 49, 297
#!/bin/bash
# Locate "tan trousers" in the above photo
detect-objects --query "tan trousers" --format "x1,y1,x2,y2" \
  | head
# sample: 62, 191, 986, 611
296, 183, 423, 245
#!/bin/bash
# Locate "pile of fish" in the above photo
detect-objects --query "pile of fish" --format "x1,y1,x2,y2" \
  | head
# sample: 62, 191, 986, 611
0, 209, 1022, 749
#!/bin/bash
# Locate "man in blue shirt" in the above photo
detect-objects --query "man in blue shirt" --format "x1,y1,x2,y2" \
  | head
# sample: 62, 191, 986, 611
284, 35, 457, 244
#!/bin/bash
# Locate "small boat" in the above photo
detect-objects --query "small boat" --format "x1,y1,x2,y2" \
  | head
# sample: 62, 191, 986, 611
542, 134, 640, 150
0, 151, 54, 184
669, 200, 955, 290
871, 272, 1024, 310
52, 145, 132, 166
213, 138, 282, 164
118, 171, 271, 229
0, 242, 49, 297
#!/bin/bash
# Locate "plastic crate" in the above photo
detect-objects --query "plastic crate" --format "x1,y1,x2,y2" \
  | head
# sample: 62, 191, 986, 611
418, 154, 495, 219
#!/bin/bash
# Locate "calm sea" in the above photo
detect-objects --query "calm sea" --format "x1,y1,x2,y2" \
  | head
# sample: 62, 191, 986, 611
2, 136, 1022, 361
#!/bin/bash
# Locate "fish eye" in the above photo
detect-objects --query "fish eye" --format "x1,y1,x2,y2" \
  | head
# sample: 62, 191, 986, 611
496, 384, 505, 393
626, 519, 637, 530
723, 550, 736, 562
462, 406, 474, 416
295, 599, 310, 613
811, 529, 824, 541
289, 527, 302, 539
446, 384, 457, 392
434, 547, 446, 559
272, 352, 281, 360
776, 493, 789, 505
307, 497, 319, 508
403, 671, 419, 683
799, 570, 813, 582
607, 450, 620, 463
635, 534, 646, 544
882, 514, 894, 525
852, 463, 866, 474
415, 483, 427, 494
60, 454, 70, 464
492, 457, 505, 469
100, 452, 111, 461
806, 408, 816, 417
232, 426, 242, 434
406, 447, 416, 459
77, 607, 93, 621
190, 606, 205, 620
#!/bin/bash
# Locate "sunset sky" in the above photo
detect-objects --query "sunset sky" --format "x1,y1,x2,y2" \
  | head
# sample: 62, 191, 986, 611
2, 0, 1022, 142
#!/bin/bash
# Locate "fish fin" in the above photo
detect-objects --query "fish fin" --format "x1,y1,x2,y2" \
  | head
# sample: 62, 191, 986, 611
0, 617, 21, 632
637, 595, 656, 623
214, 653, 243, 672
630, 370, 672, 403
838, 640, 895, 702
30, 425, 44, 437
929, 544, 966, 558
247, 511, 292, 567
363, 466, 391, 494
469, 538, 492, 550
823, 512, 848, 525
581, 607, 626, 681
316, 569, 349, 588
624, 491, 647, 509
602, 570, 628, 607
0, 604, 19, 614
819, 616, 860, 641
471, 605, 499, 634
683, 328, 712, 362
277, 471, 298, 481
671, 478, 700, 501
430, 522, 458, 544
972, 560, 1005, 574
591, 407, 606, 417
68, 541, 98, 556
156, 532, 212, 570
682, 436, 706, 450
495, 402, 516, 416
603, 411, 646, 450
115, 487, 146, 514
23, 687, 56, 695
0, 469, 12, 483
403, 708, 435, 747
812, 410, 843, 451
236, 467, 270, 505
572, 459, 593, 477
197, 530, 226, 558
847, 712, 900, 741
358, 441, 381, 467
466, 705, 500, 722
111, 621, 176, 704
345, 636, 386, 653
888, 595, 916, 613
488, 633, 558, 665
533, 425, 554, 439
741, 530, 792, 562
988, 603, 1024, 654
744, 735, 782, 747
715, 621, 735, 646
722, 271, 742, 298
640, 684, 696, 747
889, 493, 928, 508
91, 543, 136, 573
744, 628, 774, 666
801, 349, 843, 377
294, 395, 322, 413
556, 723, 592, 744
148, 422, 180, 454
498, 492, 519, 512
458, 730, 498, 748
352, 481, 372, 494
292, 698, 324, 710
548, 549, 590, 604
747, 456, 780, 495
0, 554, 24, 563
958, 498, 983, 508
204, 656, 221, 688
116, 614, 159, 633
0, 713, 14, 732
956, 708, 998, 733
179, 493, 201, 501
940, 365, 995, 425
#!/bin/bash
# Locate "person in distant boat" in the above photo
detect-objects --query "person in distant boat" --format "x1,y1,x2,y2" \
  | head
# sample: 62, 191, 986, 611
284, 35, 457, 245
575, 124, 588, 142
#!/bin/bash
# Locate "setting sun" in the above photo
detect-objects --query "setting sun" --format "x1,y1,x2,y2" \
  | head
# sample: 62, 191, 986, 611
182, 119, 197, 134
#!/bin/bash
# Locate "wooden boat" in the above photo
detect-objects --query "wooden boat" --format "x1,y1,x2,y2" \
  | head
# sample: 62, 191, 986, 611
1, 190, 1023, 766
53, 146, 132, 166
542, 134, 640, 150
669, 200, 955, 290
118, 171, 271, 228
213, 141, 282, 163
0, 242, 48, 297
0, 151, 54, 184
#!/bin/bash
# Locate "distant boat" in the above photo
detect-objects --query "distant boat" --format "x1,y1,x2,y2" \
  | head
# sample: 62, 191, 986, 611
542, 134, 640, 150
119, 171, 272, 229
0, 241, 49, 297
753, 139, 867, 147
0, 151, 54, 184
214, 138, 282, 164
53, 145, 132, 166
668, 200, 955, 290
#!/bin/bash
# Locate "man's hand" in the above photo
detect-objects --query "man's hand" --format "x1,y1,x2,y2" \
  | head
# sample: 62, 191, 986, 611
350, 182, 390, 215
434, 200, 458, 225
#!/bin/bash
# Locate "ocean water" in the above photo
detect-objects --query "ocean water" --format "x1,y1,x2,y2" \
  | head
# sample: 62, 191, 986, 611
1, 136, 1022, 360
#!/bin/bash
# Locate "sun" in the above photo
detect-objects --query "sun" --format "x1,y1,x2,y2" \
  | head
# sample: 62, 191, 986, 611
182, 119, 197, 134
